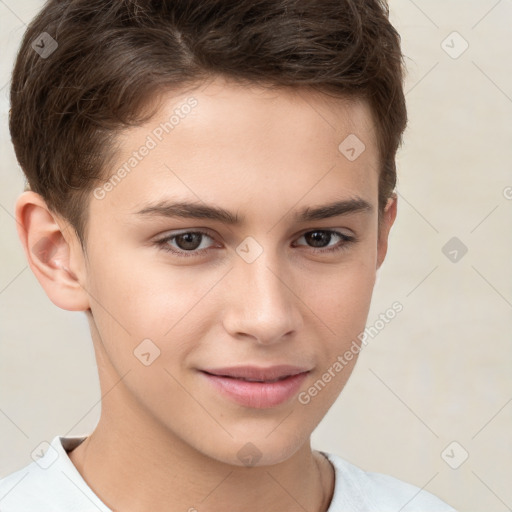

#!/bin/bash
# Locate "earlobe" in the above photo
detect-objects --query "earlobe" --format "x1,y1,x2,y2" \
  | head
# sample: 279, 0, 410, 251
15, 191, 90, 311
376, 193, 398, 270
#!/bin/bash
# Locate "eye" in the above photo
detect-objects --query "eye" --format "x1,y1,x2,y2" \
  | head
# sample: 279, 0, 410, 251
155, 230, 217, 258
155, 228, 357, 258
294, 230, 356, 254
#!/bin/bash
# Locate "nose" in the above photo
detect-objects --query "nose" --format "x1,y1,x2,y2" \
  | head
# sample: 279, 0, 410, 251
222, 254, 303, 345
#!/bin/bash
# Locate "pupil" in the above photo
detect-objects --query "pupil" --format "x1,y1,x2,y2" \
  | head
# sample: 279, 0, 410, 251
306, 231, 330, 248
177, 233, 202, 250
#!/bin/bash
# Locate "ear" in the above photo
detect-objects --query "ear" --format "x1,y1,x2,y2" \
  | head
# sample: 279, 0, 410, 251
15, 191, 90, 311
376, 193, 397, 270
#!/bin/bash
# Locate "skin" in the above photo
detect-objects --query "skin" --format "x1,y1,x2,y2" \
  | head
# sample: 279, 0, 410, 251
15, 76, 397, 512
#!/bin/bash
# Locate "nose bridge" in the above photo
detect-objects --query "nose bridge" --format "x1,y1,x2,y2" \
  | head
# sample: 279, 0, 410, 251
222, 247, 302, 343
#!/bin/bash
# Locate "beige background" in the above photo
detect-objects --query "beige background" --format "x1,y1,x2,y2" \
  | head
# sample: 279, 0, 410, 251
1, 1, 511, 511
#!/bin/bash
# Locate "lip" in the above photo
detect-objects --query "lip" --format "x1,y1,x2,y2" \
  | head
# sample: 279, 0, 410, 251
199, 365, 311, 409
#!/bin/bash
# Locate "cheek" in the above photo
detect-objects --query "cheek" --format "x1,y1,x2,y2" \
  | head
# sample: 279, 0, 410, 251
308, 255, 376, 328
304, 253, 377, 383
86, 253, 219, 374
87, 248, 192, 332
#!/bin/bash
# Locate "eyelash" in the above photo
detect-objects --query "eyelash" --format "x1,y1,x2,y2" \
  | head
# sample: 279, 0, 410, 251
154, 229, 357, 258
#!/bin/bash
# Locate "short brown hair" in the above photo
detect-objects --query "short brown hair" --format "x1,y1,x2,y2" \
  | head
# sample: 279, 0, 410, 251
9, 0, 407, 247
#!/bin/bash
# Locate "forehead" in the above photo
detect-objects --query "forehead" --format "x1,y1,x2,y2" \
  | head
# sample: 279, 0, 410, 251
92, 77, 380, 226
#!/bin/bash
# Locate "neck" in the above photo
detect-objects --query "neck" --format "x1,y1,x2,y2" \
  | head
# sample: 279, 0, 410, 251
68, 397, 334, 512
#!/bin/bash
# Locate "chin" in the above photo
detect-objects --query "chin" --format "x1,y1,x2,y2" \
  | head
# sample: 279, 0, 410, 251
194, 427, 310, 468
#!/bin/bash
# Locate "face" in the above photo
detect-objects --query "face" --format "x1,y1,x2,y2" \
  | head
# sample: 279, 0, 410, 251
77, 76, 395, 466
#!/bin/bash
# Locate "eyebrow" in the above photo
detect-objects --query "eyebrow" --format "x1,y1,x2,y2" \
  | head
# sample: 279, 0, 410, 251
134, 196, 373, 224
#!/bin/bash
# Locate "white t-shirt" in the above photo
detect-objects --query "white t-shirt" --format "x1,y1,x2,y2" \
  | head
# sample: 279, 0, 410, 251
0, 435, 456, 511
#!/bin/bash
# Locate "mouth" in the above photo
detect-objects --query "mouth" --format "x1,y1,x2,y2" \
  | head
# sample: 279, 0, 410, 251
199, 365, 311, 408
202, 373, 293, 383
200, 364, 310, 382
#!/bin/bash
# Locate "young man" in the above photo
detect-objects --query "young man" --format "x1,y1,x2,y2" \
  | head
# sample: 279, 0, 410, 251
1, 1, 456, 510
